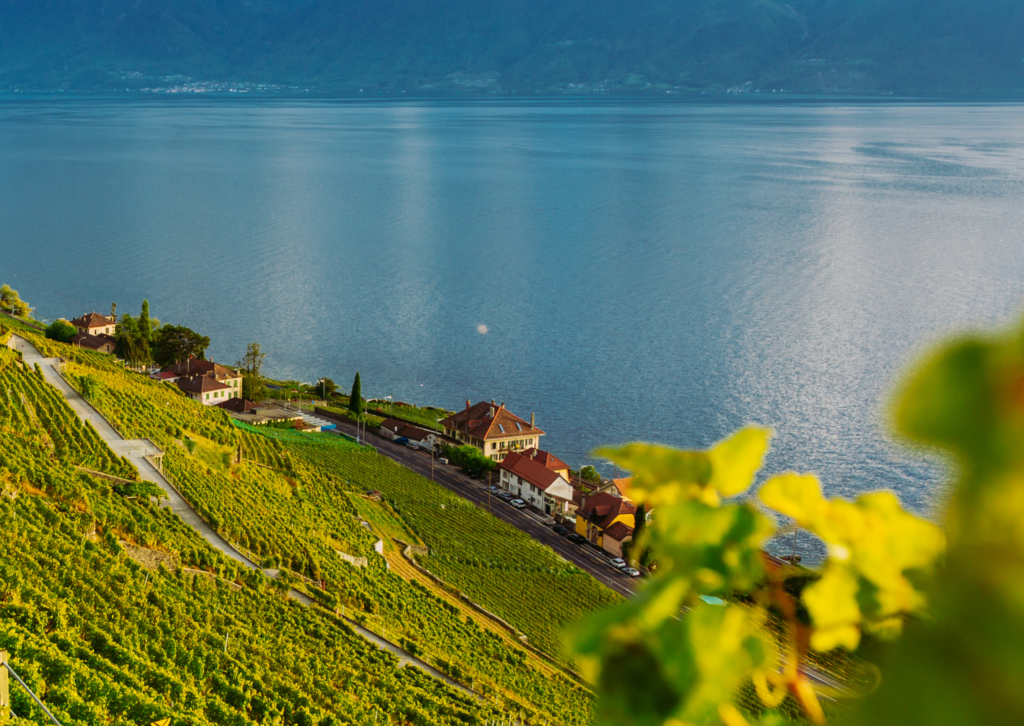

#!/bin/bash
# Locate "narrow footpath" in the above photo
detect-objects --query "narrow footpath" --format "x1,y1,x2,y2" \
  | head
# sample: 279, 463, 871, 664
5, 335, 471, 696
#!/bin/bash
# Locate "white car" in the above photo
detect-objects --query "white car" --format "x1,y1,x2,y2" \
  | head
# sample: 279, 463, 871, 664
609, 558, 627, 570
622, 567, 641, 578
510, 499, 527, 509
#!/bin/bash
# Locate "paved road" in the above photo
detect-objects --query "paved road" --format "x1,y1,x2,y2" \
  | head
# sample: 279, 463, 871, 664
302, 407, 639, 598
6, 336, 470, 695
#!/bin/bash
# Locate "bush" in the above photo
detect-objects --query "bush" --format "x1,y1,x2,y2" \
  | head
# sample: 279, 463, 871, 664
45, 319, 77, 344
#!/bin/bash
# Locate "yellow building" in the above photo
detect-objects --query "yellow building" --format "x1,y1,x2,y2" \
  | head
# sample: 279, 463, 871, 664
575, 492, 636, 557
440, 400, 545, 461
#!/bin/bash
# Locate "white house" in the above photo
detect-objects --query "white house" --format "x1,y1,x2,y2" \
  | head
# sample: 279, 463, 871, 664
498, 451, 575, 515
380, 418, 440, 449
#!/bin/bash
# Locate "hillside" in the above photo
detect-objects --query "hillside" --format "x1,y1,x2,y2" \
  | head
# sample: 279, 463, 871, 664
0, 0, 1022, 95
0, 327, 606, 724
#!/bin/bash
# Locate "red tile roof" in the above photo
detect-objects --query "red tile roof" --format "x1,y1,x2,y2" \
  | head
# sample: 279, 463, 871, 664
382, 419, 435, 442
440, 401, 544, 441
499, 451, 566, 493
216, 398, 256, 413
521, 447, 569, 472
176, 375, 231, 394
70, 332, 115, 351
603, 521, 634, 542
167, 359, 239, 379
578, 492, 636, 531
611, 477, 634, 499
70, 312, 115, 330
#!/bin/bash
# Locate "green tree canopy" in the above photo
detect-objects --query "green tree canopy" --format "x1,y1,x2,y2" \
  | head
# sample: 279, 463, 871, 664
242, 375, 266, 402
45, 319, 77, 343
152, 325, 210, 366
0, 284, 30, 317
580, 465, 602, 484
316, 377, 338, 399
236, 342, 267, 377
349, 372, 363, 415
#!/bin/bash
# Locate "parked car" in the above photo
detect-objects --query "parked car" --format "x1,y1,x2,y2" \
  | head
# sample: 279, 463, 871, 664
439, 457, 449, 465
622, 567, 641, 577
488, 486, 500, 495
609, 558, 627, 570
510, 499, 527, 509
407, 441, 420, 450
394, 437, 410, 445
552, 525, 569, 536
567, 533, 586, 545
497, 491, 515, 501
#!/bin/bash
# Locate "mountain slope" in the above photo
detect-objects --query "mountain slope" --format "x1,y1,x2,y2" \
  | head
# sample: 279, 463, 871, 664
0, 0, 1021, 94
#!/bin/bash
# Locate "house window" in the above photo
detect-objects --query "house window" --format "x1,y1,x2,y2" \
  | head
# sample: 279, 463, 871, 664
205, 394, 209, 400
492, 442, 497, 450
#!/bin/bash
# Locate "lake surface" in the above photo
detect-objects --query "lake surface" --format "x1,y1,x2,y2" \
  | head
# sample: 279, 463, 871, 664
2, 98, 1023, 555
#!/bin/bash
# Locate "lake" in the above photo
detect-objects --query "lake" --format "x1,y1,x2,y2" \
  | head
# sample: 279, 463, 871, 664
2, 98, 1022, 553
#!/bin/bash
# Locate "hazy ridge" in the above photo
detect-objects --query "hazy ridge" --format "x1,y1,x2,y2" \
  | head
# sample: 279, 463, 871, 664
1, 0, 1022, 95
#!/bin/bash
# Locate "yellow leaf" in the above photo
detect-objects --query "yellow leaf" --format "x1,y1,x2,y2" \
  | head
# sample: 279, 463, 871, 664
708, 427, 772, 497
595, 444, 712, 506
804, 567, 862, 651
758, 472, 825, 525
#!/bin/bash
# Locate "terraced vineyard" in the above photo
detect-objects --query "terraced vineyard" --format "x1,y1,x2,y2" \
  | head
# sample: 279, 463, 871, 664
286, 437, 623, 659
0, 342, 494, 725
0, 344, 137, 480
10, 332, 598, 724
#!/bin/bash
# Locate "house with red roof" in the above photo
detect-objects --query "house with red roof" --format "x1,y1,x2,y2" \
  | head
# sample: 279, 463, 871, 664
152, 358, 242, 405
440, 400, 544, 462
70, 332, 116, 354
70, 312, 116, 337
575, 491, 636, 557
519, 447, 571, 481
380, 418, 440, 449
498, 451, 575, 515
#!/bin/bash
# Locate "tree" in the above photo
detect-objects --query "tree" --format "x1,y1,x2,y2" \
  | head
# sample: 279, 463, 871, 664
114, 314, 142, 363
45, 320, 77, 343
110, 302, 117, 319
349, 372, 363, 416
0, 284, 30, 317
152, 325, 210, 366
139, 299, 151, 341
580, 465, 602, 484
442, 444, 497, 478
631, 502, 647, 566
316, 378, 337, 399
237, 342, 268, 402
236, 342, 267, 377
243, 375, 266, 402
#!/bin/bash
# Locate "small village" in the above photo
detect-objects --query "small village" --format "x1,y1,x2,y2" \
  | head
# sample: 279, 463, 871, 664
61, 308, 649, 579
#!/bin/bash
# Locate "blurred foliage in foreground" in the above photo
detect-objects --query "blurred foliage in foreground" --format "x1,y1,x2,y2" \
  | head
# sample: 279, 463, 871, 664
572, 314, 1024, 725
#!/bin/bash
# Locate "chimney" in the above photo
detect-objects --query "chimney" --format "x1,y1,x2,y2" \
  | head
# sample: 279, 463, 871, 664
530, 412, 535, 428
466, 399, 471, 411
489, 406, 495, 418
500, 402, 504, 409
490, 400, 495, 405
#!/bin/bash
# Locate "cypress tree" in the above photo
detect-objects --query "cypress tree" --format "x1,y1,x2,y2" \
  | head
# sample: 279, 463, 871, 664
138, 299, 152, 363
139, 299, 151, 342
632, 502, 647, 566
349, 372, 363, 415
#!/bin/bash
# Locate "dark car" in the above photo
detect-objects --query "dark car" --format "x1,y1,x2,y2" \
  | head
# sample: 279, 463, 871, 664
567, 533, 586, 545
552, 525, 569, 536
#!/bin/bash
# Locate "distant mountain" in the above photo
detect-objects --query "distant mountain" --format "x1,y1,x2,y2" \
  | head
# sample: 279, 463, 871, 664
0, 0, 1022, 95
